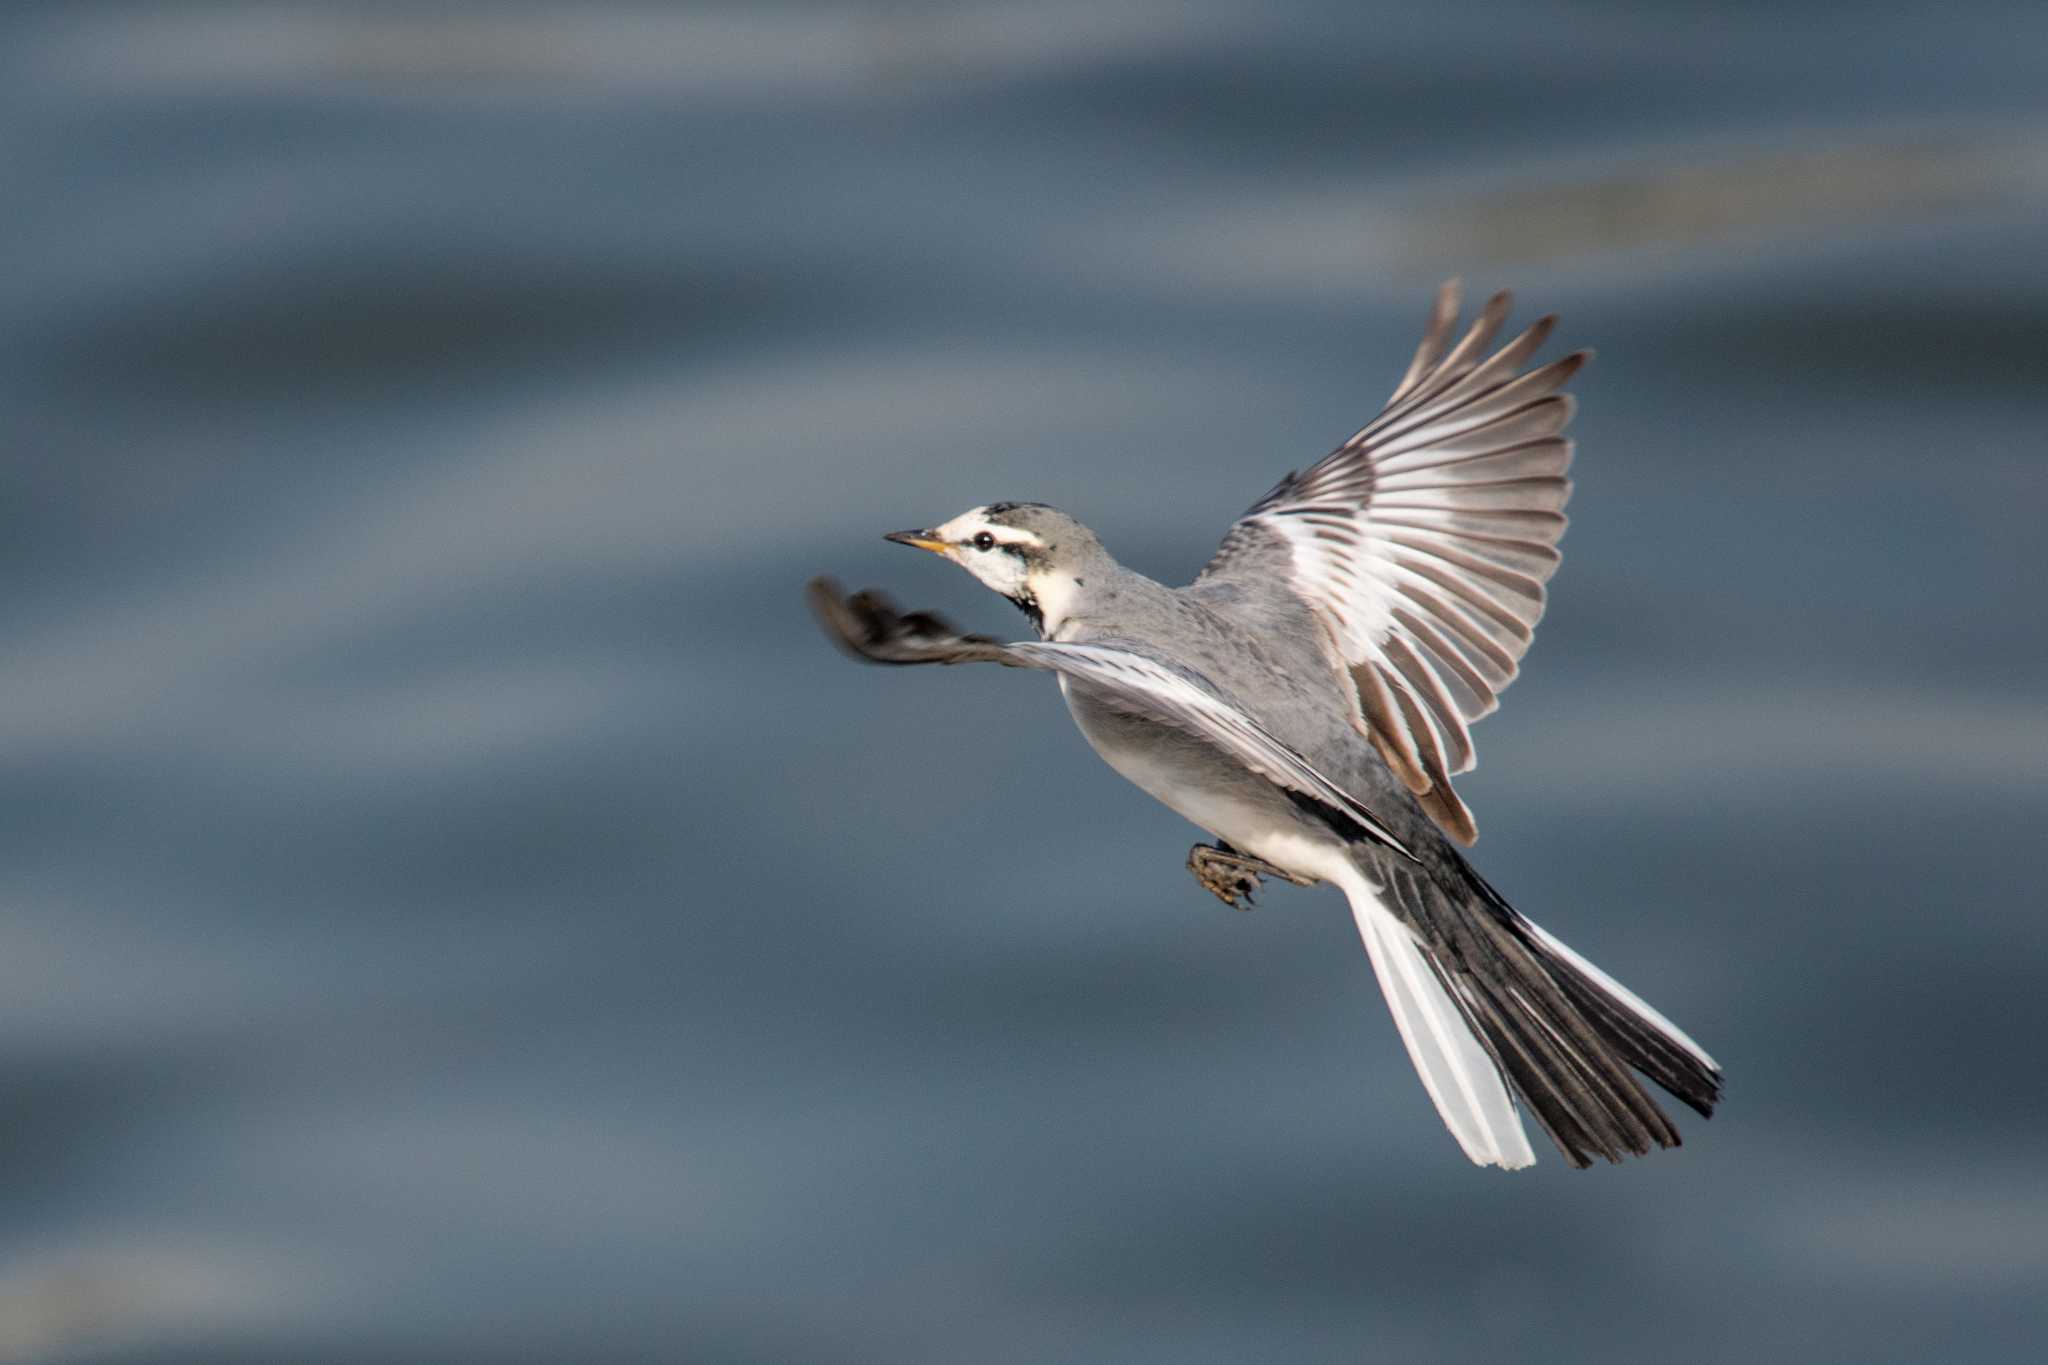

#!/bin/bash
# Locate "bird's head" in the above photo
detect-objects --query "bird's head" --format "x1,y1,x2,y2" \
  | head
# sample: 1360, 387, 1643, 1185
884, 502, 1101, 635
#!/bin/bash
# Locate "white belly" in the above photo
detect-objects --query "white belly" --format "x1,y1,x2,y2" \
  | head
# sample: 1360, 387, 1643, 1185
1061, 678, 1359, 888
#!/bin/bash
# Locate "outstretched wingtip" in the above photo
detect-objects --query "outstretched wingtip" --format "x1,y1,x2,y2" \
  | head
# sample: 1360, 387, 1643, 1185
805, 575, 879, 663
805, 576, 1012, 666
1392, 280, 1468, 404
804, 573, 844, 615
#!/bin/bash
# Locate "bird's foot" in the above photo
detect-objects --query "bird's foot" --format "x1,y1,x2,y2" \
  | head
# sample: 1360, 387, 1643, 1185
1187, 842, 1311, 911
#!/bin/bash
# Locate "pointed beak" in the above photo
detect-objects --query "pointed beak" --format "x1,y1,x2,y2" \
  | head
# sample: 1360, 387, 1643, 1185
884, 529, 950, 555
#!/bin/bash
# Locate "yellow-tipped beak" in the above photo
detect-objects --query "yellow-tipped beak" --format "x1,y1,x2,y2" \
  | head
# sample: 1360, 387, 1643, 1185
883, 529, 950, 555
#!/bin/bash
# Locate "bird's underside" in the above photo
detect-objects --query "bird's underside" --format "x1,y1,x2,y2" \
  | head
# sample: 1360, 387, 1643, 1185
807, 579, 1327, 909
808, 579, 1338, 915
807, 578, 1418, 856
808, 282, 1723, 1169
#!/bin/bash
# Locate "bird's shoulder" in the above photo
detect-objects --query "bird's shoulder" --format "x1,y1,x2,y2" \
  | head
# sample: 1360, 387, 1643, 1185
1048, 565, 1355, 731
1171, 579, 1348, 698
1056, 575, 1429, 838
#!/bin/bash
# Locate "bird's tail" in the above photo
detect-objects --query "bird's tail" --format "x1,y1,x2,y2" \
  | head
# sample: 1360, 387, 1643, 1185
1332, 855, 1721, 1169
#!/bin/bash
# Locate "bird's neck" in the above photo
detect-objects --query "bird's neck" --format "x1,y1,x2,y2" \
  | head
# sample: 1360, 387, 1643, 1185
1023, 564, 1088, 639
1024, 553, 1152, 641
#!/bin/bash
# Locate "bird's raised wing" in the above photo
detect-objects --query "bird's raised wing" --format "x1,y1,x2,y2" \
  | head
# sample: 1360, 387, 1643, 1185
808, 577, 1415, 860
1198, 283, 1584, 845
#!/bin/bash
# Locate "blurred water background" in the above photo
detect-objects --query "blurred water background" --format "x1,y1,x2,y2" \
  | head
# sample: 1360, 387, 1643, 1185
5, 2, 2047, 1361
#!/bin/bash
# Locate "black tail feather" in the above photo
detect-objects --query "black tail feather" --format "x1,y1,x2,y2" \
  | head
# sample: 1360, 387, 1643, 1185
1470, 869, 1724, 1124
1375, 853, 1722, 1168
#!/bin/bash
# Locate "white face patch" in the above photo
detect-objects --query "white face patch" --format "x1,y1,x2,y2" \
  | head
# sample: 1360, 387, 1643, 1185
930, 507, 1040, 603
923, 505, 1087, 636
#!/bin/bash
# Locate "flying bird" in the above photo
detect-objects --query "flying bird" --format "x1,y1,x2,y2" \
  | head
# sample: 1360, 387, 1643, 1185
808, 282, 1720, 1168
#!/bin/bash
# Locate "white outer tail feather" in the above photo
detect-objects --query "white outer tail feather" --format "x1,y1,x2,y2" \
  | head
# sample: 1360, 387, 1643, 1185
1337, 869, 1537, 1170
1522, 919, 1720, 1074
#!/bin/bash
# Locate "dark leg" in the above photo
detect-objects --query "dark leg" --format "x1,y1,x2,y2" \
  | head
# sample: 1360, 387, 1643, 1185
1187, 842, 1312, 911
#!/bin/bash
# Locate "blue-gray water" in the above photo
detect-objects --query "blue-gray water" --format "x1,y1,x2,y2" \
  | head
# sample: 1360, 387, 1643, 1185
5, 3, 2047, 1361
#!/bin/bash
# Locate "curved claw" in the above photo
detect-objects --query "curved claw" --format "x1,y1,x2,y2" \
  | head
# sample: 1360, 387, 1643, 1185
1188, 841, 1317, 911
1189, 843, 1268, 911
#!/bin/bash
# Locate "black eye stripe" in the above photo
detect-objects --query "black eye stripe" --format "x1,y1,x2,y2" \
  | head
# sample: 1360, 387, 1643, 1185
968, 530, 1037, 560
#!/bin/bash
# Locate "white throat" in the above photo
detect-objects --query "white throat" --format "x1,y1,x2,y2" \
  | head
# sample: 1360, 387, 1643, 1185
1031, 568, 1084, 640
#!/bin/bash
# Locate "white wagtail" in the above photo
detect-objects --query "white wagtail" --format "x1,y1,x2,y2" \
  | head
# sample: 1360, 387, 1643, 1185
809, 283, 1720, 1168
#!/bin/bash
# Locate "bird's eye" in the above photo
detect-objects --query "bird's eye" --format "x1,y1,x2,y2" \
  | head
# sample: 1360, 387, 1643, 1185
972, 532, 996, 551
